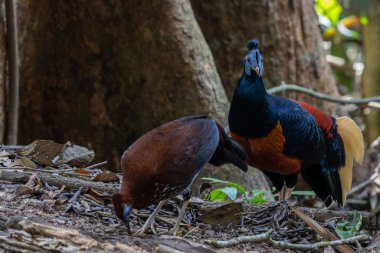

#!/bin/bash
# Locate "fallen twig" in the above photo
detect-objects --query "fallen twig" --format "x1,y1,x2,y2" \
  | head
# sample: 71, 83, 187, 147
69, 187, 82, 203
0, 145, 24, 150
348, 163, 380, 197
0, 169, 119, 193
205, 228, 370, 251
267, 83, 380, 108
0, 166, 92, 177
83, 161, 108, 170
205, 229, 273, 247
291, 206, 355, 253
1, 218, 141, 252
268, 234, 371, 251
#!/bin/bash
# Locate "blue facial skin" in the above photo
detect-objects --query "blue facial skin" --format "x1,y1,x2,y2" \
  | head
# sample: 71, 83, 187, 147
123, 204, 132, 222
123, 204, 132, 233
244, 49, 264, 77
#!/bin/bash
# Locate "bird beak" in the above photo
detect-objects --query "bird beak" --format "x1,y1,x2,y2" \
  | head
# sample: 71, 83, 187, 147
251, 66, 260, 76
123, 204, 132, 234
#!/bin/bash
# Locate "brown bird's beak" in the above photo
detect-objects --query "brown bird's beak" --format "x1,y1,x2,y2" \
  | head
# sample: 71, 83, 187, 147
112, 193, 132, 234
251, 66, 260, 76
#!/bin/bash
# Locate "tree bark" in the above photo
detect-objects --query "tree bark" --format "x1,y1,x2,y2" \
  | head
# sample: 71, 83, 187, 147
16, 0, 228, 166
191, 0, 340, 190
0, 0, 6, 144
16, 0, 265, 190
363, 0, 380, 143
191, 0, 339, 109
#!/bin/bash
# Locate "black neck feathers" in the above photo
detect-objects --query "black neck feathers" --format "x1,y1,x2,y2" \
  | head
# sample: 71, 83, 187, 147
228, 73, 277, 137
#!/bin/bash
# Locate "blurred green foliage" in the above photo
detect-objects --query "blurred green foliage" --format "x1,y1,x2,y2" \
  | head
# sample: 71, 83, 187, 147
315, 0, 369, 91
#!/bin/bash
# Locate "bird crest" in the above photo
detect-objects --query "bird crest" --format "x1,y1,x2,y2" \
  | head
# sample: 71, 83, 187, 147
247, 39, 260, 51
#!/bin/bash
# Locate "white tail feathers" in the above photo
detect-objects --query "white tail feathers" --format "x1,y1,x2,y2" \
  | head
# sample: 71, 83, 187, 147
336, 116, 364, 206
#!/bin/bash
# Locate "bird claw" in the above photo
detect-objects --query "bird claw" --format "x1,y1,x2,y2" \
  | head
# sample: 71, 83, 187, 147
169, 226, 181, 236
136, 219, 157, 235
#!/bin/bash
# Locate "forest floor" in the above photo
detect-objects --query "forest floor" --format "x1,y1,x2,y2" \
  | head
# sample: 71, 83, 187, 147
0, 180, 285, 252
0, 142, 378, 252
0, 178, 378, 253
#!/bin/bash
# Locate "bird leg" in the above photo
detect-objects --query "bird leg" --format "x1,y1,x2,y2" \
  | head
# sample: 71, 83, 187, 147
169, 189, 191, 235
169, 198, 189, 235
278, 185, 295, 203
278, 185, 286, 201
284, 186, 295, 200
279, 174, 297, 201
136, 200, 166, 235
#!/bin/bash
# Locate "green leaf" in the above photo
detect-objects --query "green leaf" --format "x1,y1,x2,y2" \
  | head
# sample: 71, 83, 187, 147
360, 16, 368, 25
201, 177, 246, 194
245, 189, 269, 204
209, 187, 238, 201
315, 0, 343, 25
335, 211, 362, 239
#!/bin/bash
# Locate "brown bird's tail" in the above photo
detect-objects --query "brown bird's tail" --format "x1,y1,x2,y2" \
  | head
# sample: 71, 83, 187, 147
337, 116, 364, 205
208, 122, 248, 172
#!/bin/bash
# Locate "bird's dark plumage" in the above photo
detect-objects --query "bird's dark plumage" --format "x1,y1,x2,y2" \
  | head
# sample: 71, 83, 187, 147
229, 39, 364, 206
112, 116, 247, 233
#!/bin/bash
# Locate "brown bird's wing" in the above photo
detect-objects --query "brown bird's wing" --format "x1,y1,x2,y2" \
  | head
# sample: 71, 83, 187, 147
208, 122, 248, 172
120, 116, 219, 207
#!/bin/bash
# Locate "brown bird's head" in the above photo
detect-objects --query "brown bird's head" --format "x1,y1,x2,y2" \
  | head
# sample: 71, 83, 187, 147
112, 192, 132, 233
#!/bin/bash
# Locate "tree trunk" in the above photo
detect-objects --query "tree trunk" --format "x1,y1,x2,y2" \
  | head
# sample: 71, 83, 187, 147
0, 0, 6, 144
16, 0, 267, 191
363, 0, 380, 143
191, 0, 339, 190
191, 0, 339, 109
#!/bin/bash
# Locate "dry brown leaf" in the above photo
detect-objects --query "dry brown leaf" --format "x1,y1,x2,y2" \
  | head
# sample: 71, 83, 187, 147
18, 140, 94, 167
25, 174, 43, 191
0, 150, 11, 157
83, 188, 106, 205
94, 171, 119, 183
198, 202, 242, 226
0, 156, 12, 167
52, 142, 95, 166
19, 140, 63, 166
10, 157, 37, 169
41, 185, 65, 200
15, 185, 37, 196
73, 168, 91, 175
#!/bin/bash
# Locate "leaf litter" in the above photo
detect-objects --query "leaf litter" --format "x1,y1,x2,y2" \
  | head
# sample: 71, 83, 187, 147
0, 140, 376, 252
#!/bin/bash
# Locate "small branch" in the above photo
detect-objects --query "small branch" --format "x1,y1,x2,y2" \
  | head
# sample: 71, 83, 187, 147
0, 145, 24, 150
2, 166, 93, 177
205, 229, 273, 248
348, 163, 380, 197
205, 229, 370, 251
2, 218, 139, 252
0, 169, 119, 193
268, 234, 371, 251
83, 161, 108, 170
69, 187, 82, 203
267, 83, 380, 108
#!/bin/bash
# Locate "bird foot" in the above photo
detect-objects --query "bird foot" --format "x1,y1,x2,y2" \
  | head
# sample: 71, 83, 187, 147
169, 227, 181, 236
278, 186, 294, 202
324, 200, 338, 210
135, 200, 166, 235
136, 220, 157, 235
